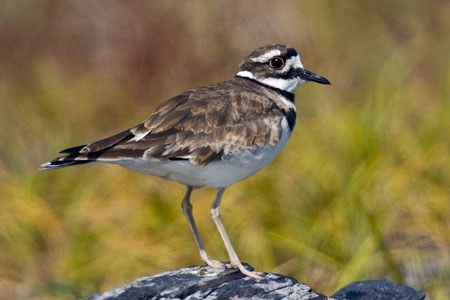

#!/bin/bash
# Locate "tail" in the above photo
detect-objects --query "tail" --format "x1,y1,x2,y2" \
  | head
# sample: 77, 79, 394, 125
40, 145, 94, 170
41, 128, 141, 170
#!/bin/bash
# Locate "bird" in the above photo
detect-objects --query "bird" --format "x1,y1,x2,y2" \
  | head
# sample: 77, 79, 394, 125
41, 44, 330, 279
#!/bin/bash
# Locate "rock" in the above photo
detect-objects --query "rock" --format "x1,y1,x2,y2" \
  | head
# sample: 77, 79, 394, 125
331, 279, 426, 300
83, 264, 425, 300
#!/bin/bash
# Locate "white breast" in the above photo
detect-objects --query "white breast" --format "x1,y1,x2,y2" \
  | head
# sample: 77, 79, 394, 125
113, 118, 293, 188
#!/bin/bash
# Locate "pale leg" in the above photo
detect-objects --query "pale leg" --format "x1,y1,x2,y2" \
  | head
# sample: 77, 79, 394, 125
181, 186, 225, 269
210, 187, 265, 280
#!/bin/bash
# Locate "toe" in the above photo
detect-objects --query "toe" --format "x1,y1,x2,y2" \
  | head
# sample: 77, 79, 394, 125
205, 259, 226, 269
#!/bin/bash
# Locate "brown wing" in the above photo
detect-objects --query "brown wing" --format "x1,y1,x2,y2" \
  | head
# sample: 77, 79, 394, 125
43, 79, 285, 168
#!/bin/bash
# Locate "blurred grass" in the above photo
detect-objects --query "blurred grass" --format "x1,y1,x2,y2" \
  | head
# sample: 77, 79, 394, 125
0, 0, 449, 299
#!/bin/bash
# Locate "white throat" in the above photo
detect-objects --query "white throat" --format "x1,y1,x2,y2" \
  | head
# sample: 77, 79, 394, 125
236, 70, 306, 93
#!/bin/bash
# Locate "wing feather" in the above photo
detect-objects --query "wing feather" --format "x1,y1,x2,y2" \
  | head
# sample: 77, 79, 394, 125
43, 78, 287, 169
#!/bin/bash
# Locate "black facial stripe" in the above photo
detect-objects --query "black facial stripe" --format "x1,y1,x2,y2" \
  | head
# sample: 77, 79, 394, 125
267, 68, 301, 80
235, 76, 295, 103
285, 48, 298, 59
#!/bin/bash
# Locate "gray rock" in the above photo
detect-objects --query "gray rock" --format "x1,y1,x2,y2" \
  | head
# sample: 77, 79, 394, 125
331, 279, 426, 300
83, 264, 425, 300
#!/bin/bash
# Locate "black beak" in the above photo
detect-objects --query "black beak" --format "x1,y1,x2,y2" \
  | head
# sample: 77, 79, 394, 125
298, 68, 331, 85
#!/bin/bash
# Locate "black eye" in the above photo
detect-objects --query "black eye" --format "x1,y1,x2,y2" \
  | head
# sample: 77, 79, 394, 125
269, 56, 285, 69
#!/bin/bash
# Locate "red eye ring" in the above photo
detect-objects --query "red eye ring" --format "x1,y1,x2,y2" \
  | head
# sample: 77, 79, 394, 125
269, 56, 285, 69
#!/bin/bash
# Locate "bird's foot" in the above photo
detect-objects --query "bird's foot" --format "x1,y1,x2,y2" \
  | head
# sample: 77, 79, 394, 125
226, 262, 265, 280
203, 257, 227, 269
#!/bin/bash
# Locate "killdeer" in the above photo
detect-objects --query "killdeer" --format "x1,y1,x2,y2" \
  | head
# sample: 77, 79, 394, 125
42, 44, 330, 279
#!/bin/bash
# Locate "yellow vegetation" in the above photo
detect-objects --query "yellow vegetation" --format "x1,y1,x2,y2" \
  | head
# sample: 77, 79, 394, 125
0, 1, 449, 299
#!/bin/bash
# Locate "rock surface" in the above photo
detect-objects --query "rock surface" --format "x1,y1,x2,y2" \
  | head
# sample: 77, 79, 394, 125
332, 279, 426, 300
83, 264, 425, 300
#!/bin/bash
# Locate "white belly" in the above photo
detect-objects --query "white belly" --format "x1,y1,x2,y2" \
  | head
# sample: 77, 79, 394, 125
114, 118, 292, 188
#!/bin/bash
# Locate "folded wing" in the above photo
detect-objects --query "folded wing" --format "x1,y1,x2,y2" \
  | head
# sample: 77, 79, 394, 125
41, 81, 284, 169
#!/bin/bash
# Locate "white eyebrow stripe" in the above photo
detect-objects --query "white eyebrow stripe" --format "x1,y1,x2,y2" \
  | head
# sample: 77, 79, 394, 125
251, 50, 282, 63
284, 55, 303, 70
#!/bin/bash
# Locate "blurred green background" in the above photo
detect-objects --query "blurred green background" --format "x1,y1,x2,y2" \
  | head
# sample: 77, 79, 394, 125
1, 1, 449, 299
